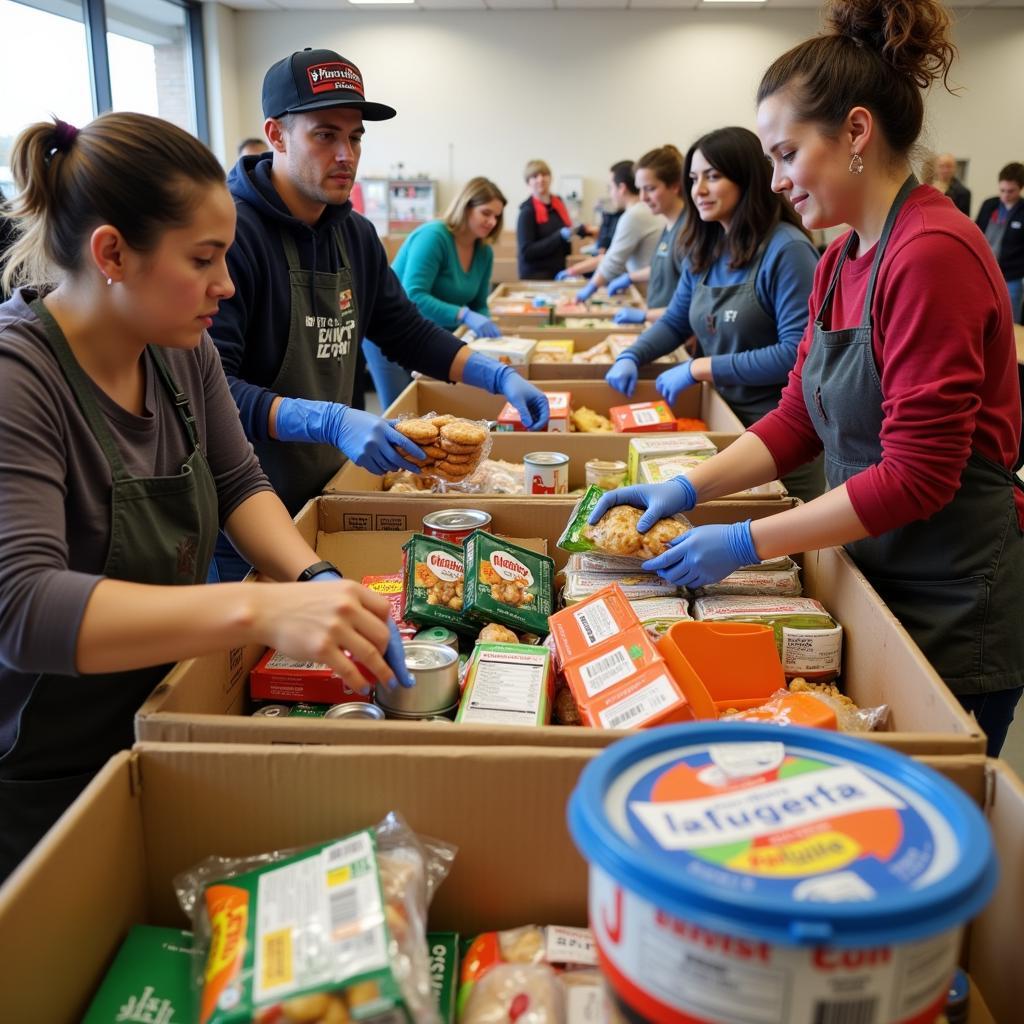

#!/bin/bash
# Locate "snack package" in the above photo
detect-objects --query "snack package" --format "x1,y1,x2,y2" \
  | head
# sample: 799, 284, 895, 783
562, 570, 679, 605
695, 567, 803, 598
461, 965, 564, 1024
394, 413, 492, 490
789, 677, 890, 732
465, 336, 536, 366
628, 595, 693, 637
428, 932, 460, 1024
609, 401, 677, 433
250, 649, 374, 705
564, 551, 652, 575
497, 392, 571, 432
362, 573, 417, 638
626, 434, 717, 484
463, 531, 555, 635
402, 534, 475, 636
569, 341, 613, 364
532, 339, 575, 363
175, 813, 456, 1024
456, 642, 554, 726
637, 453, 711, 484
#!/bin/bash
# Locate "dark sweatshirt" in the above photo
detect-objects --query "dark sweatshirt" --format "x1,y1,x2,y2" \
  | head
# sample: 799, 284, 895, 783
516, 196, 571, 279
212, 156, 464, 441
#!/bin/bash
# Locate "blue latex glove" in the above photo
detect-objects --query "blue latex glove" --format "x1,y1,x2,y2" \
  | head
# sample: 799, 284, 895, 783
459, 307, 501, 339
613, 307, 647, 326
607, 272, 632, 296
531, 295, 552, 308
605, 355, 640, 398
589, 476, 698, 533
275, 398, 425, 475
559, 226, 573, 241
642, 520, 759, 589
655, 360, 697, 406
554, 269, 575, 281
462, 351, 550, 430
575, 281, 598, 304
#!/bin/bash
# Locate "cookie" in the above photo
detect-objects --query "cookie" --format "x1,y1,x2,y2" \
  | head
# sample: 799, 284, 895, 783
396, 418, 439, 444
441, 452, 475, 465
430, 414, 457, 428
440, 421, 487, 447
421, 445, 449, 461
439, 437, 482, 455
433, 460, 474, 477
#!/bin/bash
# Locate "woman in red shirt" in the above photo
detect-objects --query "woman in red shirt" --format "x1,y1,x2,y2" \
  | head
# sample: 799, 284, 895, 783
590, 0, 1024, 754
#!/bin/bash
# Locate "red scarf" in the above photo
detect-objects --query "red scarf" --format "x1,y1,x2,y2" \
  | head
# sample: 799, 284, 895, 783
532, 194, 572, 228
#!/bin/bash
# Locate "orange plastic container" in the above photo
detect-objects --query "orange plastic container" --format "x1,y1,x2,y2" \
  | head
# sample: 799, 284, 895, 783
728, 691, 837, 730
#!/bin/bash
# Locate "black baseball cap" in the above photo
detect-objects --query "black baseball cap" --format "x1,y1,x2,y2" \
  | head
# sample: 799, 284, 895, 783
262, 48, 397, 121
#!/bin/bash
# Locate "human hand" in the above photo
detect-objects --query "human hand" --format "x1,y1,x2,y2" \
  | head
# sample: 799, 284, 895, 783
588, 477, 698, 533
575, 281, 598, 304
655, 360, 697, 406
384, 620, 415, 689
459, 308, 501, 338
559, 226, 573, 241
613, 307, 646, 326
607, 272, 632, 296
501, 372, 550, 430
554, 269, 576, 282
642, 520, 759, 589
605, 355, 640, 398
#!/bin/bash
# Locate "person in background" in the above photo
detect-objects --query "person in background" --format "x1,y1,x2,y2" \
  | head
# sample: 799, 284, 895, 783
238, 137, 267, 158
516, 159, 586, 279
976, 162, 1024, 324
210, 48, 549, 581
558, 203, 620, 277
606, 127, 823, 502
610, 145, 687, 326
594, 0, 1023, 756
927, 152, 971, 216
0, 113, 414, 881
0, 188, 14, 301
571, 160, 664, 304
364, 177, 507, 408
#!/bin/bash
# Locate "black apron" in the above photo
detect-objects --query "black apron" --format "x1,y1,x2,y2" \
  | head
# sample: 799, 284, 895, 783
802, 176, 1024, 696
646, 216, 684, 310
253, 225, 360, 515
0, 301, 219, 880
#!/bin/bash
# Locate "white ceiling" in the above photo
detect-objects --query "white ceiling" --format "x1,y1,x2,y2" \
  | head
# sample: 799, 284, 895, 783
207, 0, 1024, 10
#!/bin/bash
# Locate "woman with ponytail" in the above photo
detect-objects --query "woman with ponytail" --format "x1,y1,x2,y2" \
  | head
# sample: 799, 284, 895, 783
0, 113, 411, 879
592, 0, 1024, 754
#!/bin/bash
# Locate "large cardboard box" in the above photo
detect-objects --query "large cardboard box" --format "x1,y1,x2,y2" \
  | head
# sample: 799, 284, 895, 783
0, 744, 1015, 1023
134, 496, 984, 756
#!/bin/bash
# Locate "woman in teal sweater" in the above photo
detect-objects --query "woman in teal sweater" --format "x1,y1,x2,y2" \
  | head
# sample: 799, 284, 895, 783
363, 177, 506, 406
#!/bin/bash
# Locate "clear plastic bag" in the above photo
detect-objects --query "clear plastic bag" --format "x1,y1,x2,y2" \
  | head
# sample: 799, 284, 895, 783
392, 411, 493, 492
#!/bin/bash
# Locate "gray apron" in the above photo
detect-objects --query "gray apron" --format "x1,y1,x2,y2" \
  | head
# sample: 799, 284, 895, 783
646, 216, 685, 309
690, 234, 825, 501
802, 176, 1024, 696
0, 300, 219, 879
253, 225, 360, 515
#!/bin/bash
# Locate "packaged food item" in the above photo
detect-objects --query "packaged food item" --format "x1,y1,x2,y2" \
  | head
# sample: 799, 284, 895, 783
570, 341, 613, 365
722, 690, 839, 730
325, 702, 386, 720
463, 531, 555, 636
402, 534, 472, 635
456, 642, 554, 726
376, 641, 461, 719
490, 300, 543, 316
531, 339, 575, 363
427, 932, 460, 1024
413, 626, 460, 652
693, 595, 843, 681
695, 566, 803, 597
568, 725, 997, 1024
563, 571, 679, 605
394, 413, 491, 487
288, 702, 331, 717
554, 685, 582, 726
637, 453, 711, 484
498, 392, 571, 432
461, 964, 564, 1024
549, 582, 637, 657
583, 662, 690, 730
565, 551, 651, 575
465, 335, 537, 366
175, 812, 456, 1024
674, 417, 708, 431
563, 625, 663, 706
362, 573, 417, 638
478, 622, 519, 645
249, 649, 374, 705
628, 595, 693, 637
82, 925, 193, 1024
609, 401, 677, 433
524, 451, 570, 495
627, 434, 718, 484
789, 677, 890, 732
422, 509, 492, 544
570, 407, 614, 433
584, 458, 627, 490
562, 317, 610, 328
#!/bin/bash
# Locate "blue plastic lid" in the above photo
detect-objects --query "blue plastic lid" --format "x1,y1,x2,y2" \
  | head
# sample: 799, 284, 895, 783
568, 723, 998, 947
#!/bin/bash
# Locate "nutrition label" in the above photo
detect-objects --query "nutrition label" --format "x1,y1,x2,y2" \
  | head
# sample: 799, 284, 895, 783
462, 654, 545, 725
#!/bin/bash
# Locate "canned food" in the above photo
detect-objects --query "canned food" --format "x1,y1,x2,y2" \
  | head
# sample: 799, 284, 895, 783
524, 451, 569, 495
252, 704, 289, 718
377, 703, 460, 722
413, 626, 460, 653
288, 703, 330, 718
422, 509, 492, 544
324, 702, 385, 720
585, 458, 627, 491
376, 641, 461, 716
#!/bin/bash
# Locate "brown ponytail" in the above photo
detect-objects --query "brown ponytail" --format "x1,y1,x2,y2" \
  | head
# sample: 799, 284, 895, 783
2, 112, 225, 293
635, 145, 684, 191
757, 0, 957, 156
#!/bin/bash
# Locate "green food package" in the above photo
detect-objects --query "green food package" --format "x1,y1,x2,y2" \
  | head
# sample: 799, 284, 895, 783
556, 486, 605, 553
83, 925, 193, 1023
402, 533, 475, 635
427, 932, 460, 1024
463, 530, 555, 636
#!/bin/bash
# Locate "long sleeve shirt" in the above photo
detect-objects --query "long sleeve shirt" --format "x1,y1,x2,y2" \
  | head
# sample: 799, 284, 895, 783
595, 201, 665, 281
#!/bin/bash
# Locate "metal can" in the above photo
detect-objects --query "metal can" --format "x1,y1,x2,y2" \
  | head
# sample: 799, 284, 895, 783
413, 626, 460, 653
376, 641, 461, 717
377, 702, 460, 722
288, 703, 330, 718
422, 509, 492, 544
324, 702, 386, 720
524, 451, 569, 495
252, 704, 290, 718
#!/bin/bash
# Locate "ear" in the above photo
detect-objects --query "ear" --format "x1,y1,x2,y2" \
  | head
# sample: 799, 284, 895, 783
265, 117, 287, 155
88, 225, 127, 283
846, 106, 874, 156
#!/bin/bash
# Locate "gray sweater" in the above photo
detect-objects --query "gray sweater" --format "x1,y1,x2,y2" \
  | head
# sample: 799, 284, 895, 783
596, 201, 666, 281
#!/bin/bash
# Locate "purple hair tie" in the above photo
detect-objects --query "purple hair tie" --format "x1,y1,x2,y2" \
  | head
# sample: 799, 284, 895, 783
52, 119, 79, 153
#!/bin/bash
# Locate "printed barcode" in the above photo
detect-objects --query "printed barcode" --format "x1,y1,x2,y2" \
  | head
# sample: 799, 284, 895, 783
574, 599, 616, 646
336, 930, 377, 957
580, 647, 634, 697
812, 999, 878, 1024
606, 701, 649, 728
601, 676, 674, 729
326, 835, 368, 865
328, 887, 360, 930
634, 408, 660, 425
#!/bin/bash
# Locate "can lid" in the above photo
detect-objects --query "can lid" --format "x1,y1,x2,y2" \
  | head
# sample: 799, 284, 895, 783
324, 702, 385, 719
524, 451, 570, 466
567, 723, 997, 947
414, 627, 457, 643
423, 509, 491, 530
403, 641, 460, 670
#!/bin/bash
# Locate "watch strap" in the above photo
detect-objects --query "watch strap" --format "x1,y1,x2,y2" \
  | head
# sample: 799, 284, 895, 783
296, 560, 341, 582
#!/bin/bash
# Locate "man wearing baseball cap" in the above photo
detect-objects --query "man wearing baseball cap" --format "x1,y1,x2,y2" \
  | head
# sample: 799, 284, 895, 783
209, 48, 549, 580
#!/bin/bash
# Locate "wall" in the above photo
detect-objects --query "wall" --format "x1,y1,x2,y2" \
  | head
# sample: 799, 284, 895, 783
210, 7, 1024, 222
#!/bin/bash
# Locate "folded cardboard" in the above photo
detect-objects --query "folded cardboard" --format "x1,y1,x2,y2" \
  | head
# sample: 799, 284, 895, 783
135, 495, 985, 756
0, 744, 1015, 1023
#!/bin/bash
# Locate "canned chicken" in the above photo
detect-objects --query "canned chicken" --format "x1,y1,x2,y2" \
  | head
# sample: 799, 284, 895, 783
324, 702, 385, 720
376, 641, 461, 717
524, 451, 569, 495
413, 626, 460, 652
422, 509, 492, 544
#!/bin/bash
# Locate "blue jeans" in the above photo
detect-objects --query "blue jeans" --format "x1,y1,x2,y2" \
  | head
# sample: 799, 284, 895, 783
957, 686, 1024, 757
362, 338, 412, 411
1005, 278, 1023, 324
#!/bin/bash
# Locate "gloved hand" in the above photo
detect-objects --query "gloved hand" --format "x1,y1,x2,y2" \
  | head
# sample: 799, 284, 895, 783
462, 351, 550, 430
559, 226, 573, 241
575, 281, 598, 304
588, 476, 698, 533
275, 398, 425, 475
642, 520, 759, 589
613, 307, 647, 326
607, 272, 632, 296
655, 360, 697, 406
605, 355, 640, 398
459, 307, 501, 339
554, 268, 576, 282
531, 295, 552, 309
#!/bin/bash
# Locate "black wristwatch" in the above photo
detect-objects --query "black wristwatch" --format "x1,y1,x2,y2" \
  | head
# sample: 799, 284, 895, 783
296, 560, 341, 582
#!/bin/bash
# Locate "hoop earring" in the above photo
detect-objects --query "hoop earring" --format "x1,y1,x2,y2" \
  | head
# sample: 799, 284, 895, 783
849, 153, 864, 175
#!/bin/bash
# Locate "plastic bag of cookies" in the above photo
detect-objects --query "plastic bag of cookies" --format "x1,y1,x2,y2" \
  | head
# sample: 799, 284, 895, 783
392, 413, 492, 489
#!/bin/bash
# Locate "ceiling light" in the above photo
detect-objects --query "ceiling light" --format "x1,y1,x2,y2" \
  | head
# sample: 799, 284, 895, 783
348, 0, 416, 5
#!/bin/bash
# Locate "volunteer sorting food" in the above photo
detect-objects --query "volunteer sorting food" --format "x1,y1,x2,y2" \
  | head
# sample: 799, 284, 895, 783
515, 158, 586, 280
209, 48, 550, 580
593, 0, 1024, 755
0, 112, 414, 882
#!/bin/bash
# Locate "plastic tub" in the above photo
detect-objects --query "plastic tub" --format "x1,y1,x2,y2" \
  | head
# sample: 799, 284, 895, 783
567, 723, 997, 1024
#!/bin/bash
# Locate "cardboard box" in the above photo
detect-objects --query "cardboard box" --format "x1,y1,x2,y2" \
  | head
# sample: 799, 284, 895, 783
134, 496, 985, 756
0, 745, 1016, 1023
489, 280, 645, 311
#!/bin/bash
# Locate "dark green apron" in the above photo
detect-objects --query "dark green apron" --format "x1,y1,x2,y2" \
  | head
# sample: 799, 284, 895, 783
0, 300, 219, 880
252, 225, 360, 515
802, 177, 1024, 696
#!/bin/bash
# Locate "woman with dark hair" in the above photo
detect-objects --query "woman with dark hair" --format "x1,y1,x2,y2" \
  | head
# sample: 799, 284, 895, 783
594, 0, 1023, 755
606, 126, 822, 501
0, 113, 412, 879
